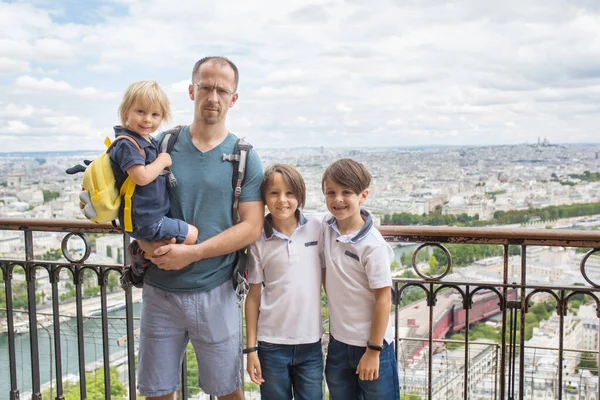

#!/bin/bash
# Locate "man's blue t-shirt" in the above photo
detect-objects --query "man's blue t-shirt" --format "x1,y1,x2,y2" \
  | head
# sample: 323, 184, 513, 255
144, 126, 263, 293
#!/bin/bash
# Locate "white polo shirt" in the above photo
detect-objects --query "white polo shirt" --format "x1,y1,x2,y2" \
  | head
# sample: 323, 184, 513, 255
323, 209, 395, 347
247, 210, 324, 344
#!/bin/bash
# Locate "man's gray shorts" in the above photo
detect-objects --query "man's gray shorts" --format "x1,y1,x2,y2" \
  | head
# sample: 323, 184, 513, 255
137, 281, 242, 397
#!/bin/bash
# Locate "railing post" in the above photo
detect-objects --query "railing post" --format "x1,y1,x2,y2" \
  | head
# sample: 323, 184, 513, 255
557, 290, 565, 400
74, 265, 87, 399
4, 262, 20, 400
181, 357, 188, 399
99, 266, 112, 399
25, 230, 42, 400
121, 234, 138, 400
49, 264, 65, 400
427, 282, 434, 399
518, 244, 526, 400
499, 245, 509, 400
463, 285, 470, 399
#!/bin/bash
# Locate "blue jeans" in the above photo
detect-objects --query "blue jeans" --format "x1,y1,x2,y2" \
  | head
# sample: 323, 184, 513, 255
258, 340, 324, 400
325, 336, 399, 400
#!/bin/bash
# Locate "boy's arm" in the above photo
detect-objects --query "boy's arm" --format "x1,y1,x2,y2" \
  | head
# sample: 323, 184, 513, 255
356, 286, 392, 381
149, 200, 264, 270
125, 153, 171, 186
245, 283, 264, 385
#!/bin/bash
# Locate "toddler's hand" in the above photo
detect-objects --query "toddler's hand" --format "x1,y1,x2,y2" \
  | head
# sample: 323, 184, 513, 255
157, 152, 172, 167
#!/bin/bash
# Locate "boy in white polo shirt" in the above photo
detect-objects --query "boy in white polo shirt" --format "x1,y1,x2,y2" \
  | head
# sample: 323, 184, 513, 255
245, 164, 325, 400
321, 158, 399, 400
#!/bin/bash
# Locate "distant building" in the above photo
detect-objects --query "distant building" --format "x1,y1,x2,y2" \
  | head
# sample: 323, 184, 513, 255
7, 172, 24, 190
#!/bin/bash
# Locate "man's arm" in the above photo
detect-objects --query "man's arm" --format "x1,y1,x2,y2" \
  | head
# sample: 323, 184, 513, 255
148, 200, 264, 270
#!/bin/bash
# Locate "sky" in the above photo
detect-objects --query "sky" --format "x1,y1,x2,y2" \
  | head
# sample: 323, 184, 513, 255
1, 0, 600, 152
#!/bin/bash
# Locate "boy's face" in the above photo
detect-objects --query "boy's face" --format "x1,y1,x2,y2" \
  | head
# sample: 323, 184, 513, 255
323, 177, 368, 223
125, 98, 164, 138
265, 172, 299, 223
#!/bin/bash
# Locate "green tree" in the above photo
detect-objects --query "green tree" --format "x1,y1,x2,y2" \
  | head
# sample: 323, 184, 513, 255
84, 285, 100, 298
41, 248, 63, 261
401, 392, 424, 400
185, 343, 201, 395
107, 274, 119, 292
42, 190, 60, 203
400, 252, 411, 267
578, 352, 599, 375
41, 366, 125, 399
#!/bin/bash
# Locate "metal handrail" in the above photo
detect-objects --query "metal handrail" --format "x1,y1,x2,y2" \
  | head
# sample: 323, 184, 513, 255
1, 218, 599, 400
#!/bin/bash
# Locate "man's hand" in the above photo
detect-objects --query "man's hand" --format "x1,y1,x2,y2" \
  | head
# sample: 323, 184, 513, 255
356, 349, 380, 381
137, 238, 176, 259
246, 352, 264, 385
150, 242, 198, 271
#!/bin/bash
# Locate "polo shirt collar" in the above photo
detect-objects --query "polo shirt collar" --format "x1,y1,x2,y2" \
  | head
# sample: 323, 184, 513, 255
264, 209, 308, 240
326, 208, 373, 243
113, 125, 156, 150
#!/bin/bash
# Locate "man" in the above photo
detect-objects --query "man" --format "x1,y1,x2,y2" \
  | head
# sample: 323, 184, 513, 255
137, 57, 264, 400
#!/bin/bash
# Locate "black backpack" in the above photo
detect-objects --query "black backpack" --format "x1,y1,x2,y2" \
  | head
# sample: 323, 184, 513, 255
159, 128, 253, 296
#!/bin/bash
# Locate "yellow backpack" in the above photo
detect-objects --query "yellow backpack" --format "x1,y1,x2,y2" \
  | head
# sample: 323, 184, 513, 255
78, 136, 145, 232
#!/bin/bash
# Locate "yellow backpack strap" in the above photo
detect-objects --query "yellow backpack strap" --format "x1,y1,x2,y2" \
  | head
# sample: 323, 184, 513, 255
108, 135, 146, 232
119, 177, 136, 232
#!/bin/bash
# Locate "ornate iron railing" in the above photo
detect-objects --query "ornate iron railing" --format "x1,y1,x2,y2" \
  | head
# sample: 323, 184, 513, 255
1, 219, 599, 399
380, 225, 600, 400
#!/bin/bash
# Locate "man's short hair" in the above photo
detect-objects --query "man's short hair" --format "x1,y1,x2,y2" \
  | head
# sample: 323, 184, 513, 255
118, 80, 171, 126
261, 164, 306, 209
321, 158, 372, 195
192, 56, 239, 92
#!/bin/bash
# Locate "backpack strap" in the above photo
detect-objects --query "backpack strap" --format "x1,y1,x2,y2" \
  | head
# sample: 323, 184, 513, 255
222, 137, 253, 299
159, 127, 182, 187
119, 179, 137, 232
223, 138, 253, 223
108, 135, 146, 159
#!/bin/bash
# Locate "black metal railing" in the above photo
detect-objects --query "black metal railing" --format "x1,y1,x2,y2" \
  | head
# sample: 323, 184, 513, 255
1, 219, 599, 399
382, 225, 600, 400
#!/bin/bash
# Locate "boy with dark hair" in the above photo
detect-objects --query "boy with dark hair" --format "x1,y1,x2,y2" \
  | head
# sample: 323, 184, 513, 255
245, 163, 324, 400
321, 158, 399, 400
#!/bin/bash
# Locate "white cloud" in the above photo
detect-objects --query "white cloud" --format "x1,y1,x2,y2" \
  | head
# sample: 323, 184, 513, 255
0, 104, 35, 118
336, 103, 352, 113
255, 85, 316, 98
267, 69, 306, 82
34, 38, 77, 63
12, 76, 120, 99
0, 2, 53, 41
0, 57, 30, 74
87, 63, 122, 73
0, 120, 30, 133
169, 79, 192, 93
386, 119, 404, 127
14, 76, 73, 92
1, 0, 600, 150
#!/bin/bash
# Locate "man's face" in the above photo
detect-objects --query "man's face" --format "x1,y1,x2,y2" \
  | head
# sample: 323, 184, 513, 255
189, 61, 238, 125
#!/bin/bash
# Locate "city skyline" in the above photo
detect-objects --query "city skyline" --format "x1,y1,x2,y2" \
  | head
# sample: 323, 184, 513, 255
1, 0, 600, 152
0, 138, 596, 156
